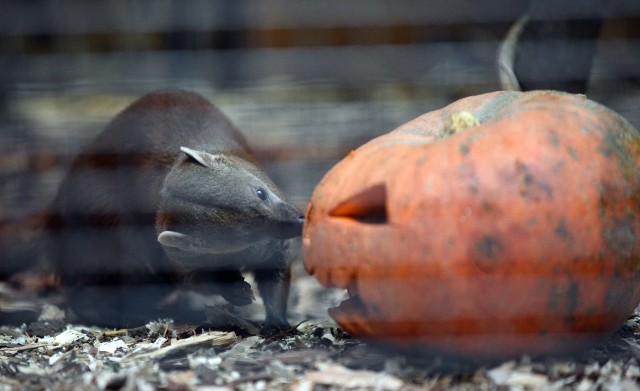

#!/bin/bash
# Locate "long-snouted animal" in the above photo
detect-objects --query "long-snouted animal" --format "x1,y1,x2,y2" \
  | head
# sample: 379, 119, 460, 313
35, 90, 303, 331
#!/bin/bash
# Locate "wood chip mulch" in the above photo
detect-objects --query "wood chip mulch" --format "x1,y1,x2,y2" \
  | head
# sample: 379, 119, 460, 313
3, 279, 640, 390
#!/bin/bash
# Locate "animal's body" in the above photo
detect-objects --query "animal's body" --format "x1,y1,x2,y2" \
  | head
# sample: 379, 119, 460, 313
8, 91, 303, 330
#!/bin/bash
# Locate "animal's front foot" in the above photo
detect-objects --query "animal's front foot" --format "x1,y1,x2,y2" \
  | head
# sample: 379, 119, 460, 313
260, 320, 297, 338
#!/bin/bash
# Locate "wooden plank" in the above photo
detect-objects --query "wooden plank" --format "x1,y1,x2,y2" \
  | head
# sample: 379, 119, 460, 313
0, 1, 533, 35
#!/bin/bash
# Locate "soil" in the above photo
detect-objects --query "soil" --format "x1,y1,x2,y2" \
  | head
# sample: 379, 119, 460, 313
2, 264, 640, 391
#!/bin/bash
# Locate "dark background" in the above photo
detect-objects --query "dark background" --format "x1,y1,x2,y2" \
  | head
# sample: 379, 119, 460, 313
0, 0, 638, 220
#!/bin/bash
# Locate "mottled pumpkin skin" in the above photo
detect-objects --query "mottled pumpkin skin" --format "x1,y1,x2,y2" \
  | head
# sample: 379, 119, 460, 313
303, 91, 640, 360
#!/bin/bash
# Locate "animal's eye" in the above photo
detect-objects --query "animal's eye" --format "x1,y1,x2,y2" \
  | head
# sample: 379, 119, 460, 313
256, 188, 268, 201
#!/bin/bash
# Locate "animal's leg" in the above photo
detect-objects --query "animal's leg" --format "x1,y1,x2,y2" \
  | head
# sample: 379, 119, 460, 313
254, 265, 291, 335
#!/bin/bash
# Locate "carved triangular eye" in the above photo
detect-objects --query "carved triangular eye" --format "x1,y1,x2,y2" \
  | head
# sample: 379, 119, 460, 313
330, 183, 388, 224
180, 146, 227, 167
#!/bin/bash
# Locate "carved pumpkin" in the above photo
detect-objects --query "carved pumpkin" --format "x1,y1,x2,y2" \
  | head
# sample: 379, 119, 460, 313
303, 91, 640, 360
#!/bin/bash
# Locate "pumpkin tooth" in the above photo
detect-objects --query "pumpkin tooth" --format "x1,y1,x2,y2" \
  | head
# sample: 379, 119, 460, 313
329, 183, 388, 224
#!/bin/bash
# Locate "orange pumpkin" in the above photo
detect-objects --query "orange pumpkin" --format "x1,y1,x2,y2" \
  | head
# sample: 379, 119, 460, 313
303, 90, 640, 360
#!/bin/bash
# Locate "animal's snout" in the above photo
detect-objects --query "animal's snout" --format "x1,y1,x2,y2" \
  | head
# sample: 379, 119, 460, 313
278, 202, 304, 223
271, 202, 304, 239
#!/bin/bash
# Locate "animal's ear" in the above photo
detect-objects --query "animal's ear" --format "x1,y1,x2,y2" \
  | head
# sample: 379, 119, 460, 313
180, 146, 228, 167
158, 230, 193, 251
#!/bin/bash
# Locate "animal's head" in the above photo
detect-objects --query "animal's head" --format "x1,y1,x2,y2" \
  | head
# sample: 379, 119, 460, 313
157, 147, 304, 256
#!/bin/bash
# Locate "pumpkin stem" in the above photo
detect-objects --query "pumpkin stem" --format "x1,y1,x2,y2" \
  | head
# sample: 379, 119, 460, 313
444, 111, 480, 136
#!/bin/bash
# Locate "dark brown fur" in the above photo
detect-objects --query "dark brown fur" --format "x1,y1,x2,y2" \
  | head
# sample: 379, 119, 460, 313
2, 91, 303, 331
